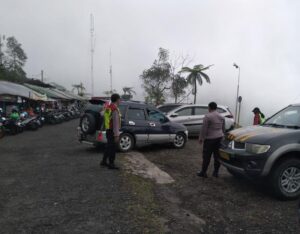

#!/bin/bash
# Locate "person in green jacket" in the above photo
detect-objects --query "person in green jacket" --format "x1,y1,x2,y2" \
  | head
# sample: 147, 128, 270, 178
10, 109, 20, 121
252, 107, 265, 125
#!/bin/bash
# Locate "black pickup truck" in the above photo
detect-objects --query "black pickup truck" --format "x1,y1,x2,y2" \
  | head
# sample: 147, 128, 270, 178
78, 99, 188, 152
220, 104, 300, 200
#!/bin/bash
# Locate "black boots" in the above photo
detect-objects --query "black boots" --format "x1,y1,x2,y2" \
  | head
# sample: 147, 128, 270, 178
108, 164, 119, 170
212, 171, 219, 178
100, 161, 119, 170
197, 171, 208, 178
197, 171, 219, 178
100, 161, 108, 167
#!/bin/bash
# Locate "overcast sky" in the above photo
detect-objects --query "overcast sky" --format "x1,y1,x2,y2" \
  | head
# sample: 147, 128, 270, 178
1, 0, 299, 125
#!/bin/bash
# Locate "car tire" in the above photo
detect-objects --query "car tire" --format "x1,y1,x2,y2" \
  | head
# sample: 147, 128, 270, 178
173, 133, 186, 149
80, 113, 96, 134
118, 133, 134, 152
269, 158, 300, 200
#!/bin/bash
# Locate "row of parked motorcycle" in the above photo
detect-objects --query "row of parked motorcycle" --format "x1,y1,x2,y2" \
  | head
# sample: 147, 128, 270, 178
0, 107, 81, 139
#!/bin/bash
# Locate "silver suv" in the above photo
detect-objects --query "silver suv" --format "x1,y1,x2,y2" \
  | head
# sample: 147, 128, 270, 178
158, 104, 234, 136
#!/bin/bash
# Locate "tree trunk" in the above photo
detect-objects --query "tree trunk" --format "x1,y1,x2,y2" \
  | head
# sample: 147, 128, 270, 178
194, 80, 197, 104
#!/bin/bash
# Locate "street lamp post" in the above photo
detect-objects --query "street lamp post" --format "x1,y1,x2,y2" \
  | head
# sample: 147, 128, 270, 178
233, 63, 241, 126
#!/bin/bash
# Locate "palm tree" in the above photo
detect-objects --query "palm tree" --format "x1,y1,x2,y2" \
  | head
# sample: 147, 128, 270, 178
72, 82, 86, 96
122, 87, 136, 100
181, 64, 213, 104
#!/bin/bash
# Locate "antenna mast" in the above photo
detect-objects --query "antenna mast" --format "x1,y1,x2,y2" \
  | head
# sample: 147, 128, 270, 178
90, 14, 95, 96
109, 48, 113, 93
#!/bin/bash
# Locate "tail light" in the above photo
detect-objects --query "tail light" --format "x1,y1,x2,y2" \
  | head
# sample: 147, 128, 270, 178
97, 132, 103, 141
225, 114, 234, 119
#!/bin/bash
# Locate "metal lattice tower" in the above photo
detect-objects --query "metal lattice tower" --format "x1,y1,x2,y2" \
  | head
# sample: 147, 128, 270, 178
109, 48, 113, 93
90, 14, 95, 96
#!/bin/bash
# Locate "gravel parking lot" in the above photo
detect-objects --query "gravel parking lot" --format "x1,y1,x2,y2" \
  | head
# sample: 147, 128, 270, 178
140, 141, 300, 233
0, 120, 299, 233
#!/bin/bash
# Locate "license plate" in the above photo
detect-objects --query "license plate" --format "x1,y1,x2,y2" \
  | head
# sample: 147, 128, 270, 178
219, 150, 230, 160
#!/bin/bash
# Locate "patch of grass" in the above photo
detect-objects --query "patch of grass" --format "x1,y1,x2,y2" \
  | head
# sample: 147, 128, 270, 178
121, 158, 164, 234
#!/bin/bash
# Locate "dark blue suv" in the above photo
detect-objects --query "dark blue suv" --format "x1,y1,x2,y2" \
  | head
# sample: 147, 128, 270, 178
78, 100, 188, 152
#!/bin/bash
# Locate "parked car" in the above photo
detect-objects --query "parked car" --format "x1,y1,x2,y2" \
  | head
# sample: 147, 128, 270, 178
78, 100, 188, 152
158, 104, 234, 136
219, 104, 300, 200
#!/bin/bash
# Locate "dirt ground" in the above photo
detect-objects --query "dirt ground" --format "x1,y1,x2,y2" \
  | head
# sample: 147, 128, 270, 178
0, 120, 300, 233
139, 141, 300, 233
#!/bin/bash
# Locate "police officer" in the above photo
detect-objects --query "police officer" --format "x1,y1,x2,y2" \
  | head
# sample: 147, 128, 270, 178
198, 102, 225, 178
100, 94, 121, 169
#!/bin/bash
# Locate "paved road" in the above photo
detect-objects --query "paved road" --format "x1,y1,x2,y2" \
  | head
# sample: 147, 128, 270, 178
0, 120, 151, 233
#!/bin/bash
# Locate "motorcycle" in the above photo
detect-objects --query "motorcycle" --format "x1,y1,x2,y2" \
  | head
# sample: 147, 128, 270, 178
1, 118, 22, 135
0, 119, 5, 139
19, 116, 39, 131
36, 115, 45, 127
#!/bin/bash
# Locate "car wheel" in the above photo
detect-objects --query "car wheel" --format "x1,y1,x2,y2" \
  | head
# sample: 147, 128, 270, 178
269, 159, 300, 200
80, 113, 96, 134
173, 133, 186, 149
118, 133, 134, 152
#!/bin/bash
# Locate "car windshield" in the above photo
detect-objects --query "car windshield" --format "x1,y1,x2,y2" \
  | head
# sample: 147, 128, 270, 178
264, 106, 300, 128
158, 105, 182, 113
147, 109, 168, 123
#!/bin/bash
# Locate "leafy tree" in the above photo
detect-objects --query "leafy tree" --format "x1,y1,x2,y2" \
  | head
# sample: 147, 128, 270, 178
140, 48, 171, 105
171, 74, 188, 103
72, 82, 86, 96
122, 87, 136, 100
0, 35, 5, 67
181, 64, 213, 104
5, 36, 27, 72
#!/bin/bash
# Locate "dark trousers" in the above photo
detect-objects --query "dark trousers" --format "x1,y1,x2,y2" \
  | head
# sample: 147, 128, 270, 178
202, 137, 222, 173
102, 130, 116, 165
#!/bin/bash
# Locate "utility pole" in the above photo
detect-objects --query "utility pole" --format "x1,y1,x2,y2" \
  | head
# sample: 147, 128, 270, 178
90, 14, 95, 96
233, 63, 241, 127
109, 48, 113, 93
237, 96, 242, 126
41, 70, 44, 82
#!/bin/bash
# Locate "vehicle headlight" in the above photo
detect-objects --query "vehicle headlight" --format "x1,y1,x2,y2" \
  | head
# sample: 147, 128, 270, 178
246, 143, 270, 154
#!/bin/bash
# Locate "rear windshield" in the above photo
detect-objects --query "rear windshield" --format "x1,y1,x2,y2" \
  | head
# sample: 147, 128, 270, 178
85, 103, 103, 113
158, 105, 182, 113
89, 99, 106, 105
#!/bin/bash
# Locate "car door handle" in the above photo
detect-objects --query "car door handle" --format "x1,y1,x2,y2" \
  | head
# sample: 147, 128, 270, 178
149, 122, 156, 127
129, 121, 136, 126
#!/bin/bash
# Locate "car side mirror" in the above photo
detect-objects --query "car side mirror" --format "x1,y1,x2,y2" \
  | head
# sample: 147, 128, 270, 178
170, 113, 178, 118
